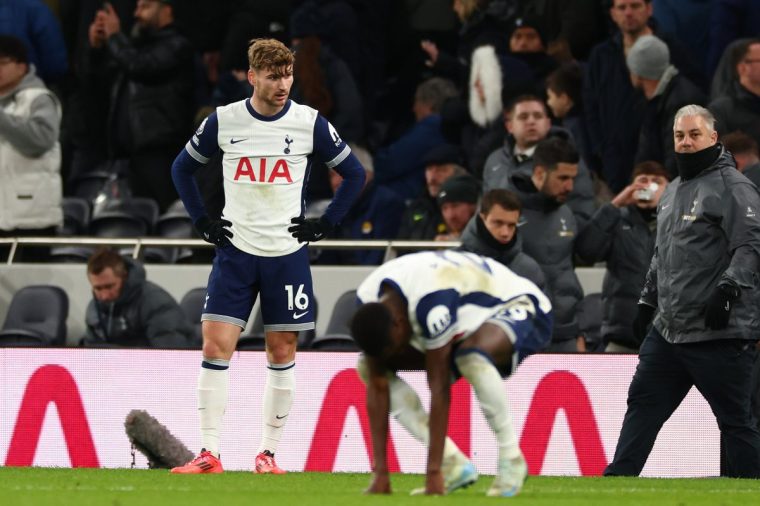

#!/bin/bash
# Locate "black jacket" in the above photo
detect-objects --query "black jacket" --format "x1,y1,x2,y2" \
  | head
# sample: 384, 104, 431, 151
636, 70, 707, 178
710, 81, 760, 149
576, 203, 657, 349
432, 2, 513, 85
85, 258, 196, 348
397, 193, 445, 240
743, 162, 760, 189
640, 147, 760, 343
584, 30, 704, 191
459, 214, 546, 291
87, 24, 195, 155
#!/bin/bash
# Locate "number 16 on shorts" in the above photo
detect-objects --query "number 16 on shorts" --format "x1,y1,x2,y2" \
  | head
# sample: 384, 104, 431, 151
285, 284, 309, 311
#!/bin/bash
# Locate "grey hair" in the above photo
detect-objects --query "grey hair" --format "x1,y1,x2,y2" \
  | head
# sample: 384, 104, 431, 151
415, 77, 459, 113
673, 104, 716, 132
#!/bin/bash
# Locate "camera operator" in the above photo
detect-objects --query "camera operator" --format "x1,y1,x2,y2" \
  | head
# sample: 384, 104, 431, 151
575, 161, 669, 353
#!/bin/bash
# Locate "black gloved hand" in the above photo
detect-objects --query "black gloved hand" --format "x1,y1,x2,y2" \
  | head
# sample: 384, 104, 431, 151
195, 216, 232, 246
704, 284, 740, 330
288, 216, 332, 243
632, 303, 656, 343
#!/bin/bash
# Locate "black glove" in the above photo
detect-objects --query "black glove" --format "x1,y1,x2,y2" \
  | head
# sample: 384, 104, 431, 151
288, 216, 332, 243
704, 284, 740, 330
195, 216, 232, 246
632, 304, 656, 343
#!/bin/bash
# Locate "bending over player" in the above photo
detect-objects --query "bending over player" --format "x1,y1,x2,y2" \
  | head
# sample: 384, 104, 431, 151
351, 250, 553, 496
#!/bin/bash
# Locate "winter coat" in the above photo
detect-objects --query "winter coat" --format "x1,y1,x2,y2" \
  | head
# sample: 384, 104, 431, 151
561, 109, 594, 176
584, 30, 705, 191
635, 69, 707, 178
316, 181, 405, 265
710, 81, 760, 149
0, 65, 62, 231
290, 45, 364, 143
396, 192, 445, 240
85, 24, 194, 155
640, 147, 760, 343
708, 0, 760, 75
576, 204, 656, 349
505, 175, 584, 343
521, 0, 603, 60
459, 214, 546, 291
743, 162, 760, 189
85, 258, 196, 348
432, 1, 514, 85
481, 126, 596, 230
374, 114, 447, 201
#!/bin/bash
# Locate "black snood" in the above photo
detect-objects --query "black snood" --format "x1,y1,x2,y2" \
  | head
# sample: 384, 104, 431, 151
675, 144, 721, 180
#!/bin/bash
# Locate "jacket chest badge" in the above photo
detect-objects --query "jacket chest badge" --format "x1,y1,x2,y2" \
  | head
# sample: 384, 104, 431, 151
558, 217, 574, 237
682, 198, 698, 222
361, 221, 373, 235
748, 206, 756, 218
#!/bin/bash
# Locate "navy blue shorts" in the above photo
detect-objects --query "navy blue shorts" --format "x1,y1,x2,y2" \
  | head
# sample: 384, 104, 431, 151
202, 244, 315, 331
486, 294, 554, 365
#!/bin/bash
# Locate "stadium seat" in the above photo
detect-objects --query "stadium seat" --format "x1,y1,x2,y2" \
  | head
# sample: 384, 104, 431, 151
317, 289, 358, 341
90, 198, 160, 238
144, 205, 194, 263
241, 298, 318, 349
179, 287, 206, 345
49, 246, 95, 263
166, 199, 188, 214
51, 198, 94, 262
71, 170, 115, 201
0, 285, 69, 346
578, 292, 603, 352
59, 197, 91, 236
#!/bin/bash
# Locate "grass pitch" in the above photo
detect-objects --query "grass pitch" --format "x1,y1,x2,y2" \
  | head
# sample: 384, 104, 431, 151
3, 467, 760, 506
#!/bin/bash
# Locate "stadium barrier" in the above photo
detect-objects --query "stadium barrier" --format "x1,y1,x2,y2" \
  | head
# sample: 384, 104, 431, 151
0, 349, 718, 477
0, 238, 606, 343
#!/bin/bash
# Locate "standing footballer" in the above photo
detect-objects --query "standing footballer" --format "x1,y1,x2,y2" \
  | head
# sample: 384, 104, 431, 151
170, 38, 364, 474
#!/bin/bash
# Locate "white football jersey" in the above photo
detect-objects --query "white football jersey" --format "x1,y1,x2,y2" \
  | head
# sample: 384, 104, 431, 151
186, 99, 351, 256
356, 250, 552, 350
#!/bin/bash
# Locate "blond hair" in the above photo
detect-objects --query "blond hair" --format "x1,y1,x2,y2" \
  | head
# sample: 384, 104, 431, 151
247, 38, 295, 71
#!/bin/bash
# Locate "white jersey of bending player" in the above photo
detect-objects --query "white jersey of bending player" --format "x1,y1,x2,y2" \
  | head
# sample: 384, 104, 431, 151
356, 250, 552, 351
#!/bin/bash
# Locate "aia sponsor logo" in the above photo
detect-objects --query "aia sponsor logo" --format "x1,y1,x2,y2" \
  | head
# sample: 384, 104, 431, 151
233, 157, 293, 183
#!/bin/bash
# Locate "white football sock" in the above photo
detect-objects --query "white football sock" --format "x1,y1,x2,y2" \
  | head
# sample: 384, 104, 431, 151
388, 374, 460, 459
257, 361, 295, 455
455, 351, 521, 460
198, 357, 230, 458
356, 356, 459, 459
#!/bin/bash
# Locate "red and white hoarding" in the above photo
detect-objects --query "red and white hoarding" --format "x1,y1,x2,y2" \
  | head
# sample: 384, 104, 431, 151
0, 350, 719, 476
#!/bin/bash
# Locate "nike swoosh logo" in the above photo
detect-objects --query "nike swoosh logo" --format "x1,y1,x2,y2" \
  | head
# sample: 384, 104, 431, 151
230, 138, 246, 144
661, 204, 670, 209
275, 414, 288, 420
293, 311, 307, 319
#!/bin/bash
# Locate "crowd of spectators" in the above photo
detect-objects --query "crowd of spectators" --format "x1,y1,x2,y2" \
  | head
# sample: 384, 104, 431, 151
2, 0, 760, 354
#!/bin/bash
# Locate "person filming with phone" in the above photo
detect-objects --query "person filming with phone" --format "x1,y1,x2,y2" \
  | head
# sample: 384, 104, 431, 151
575, 160, 669, 353
84, 0, 193, 211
